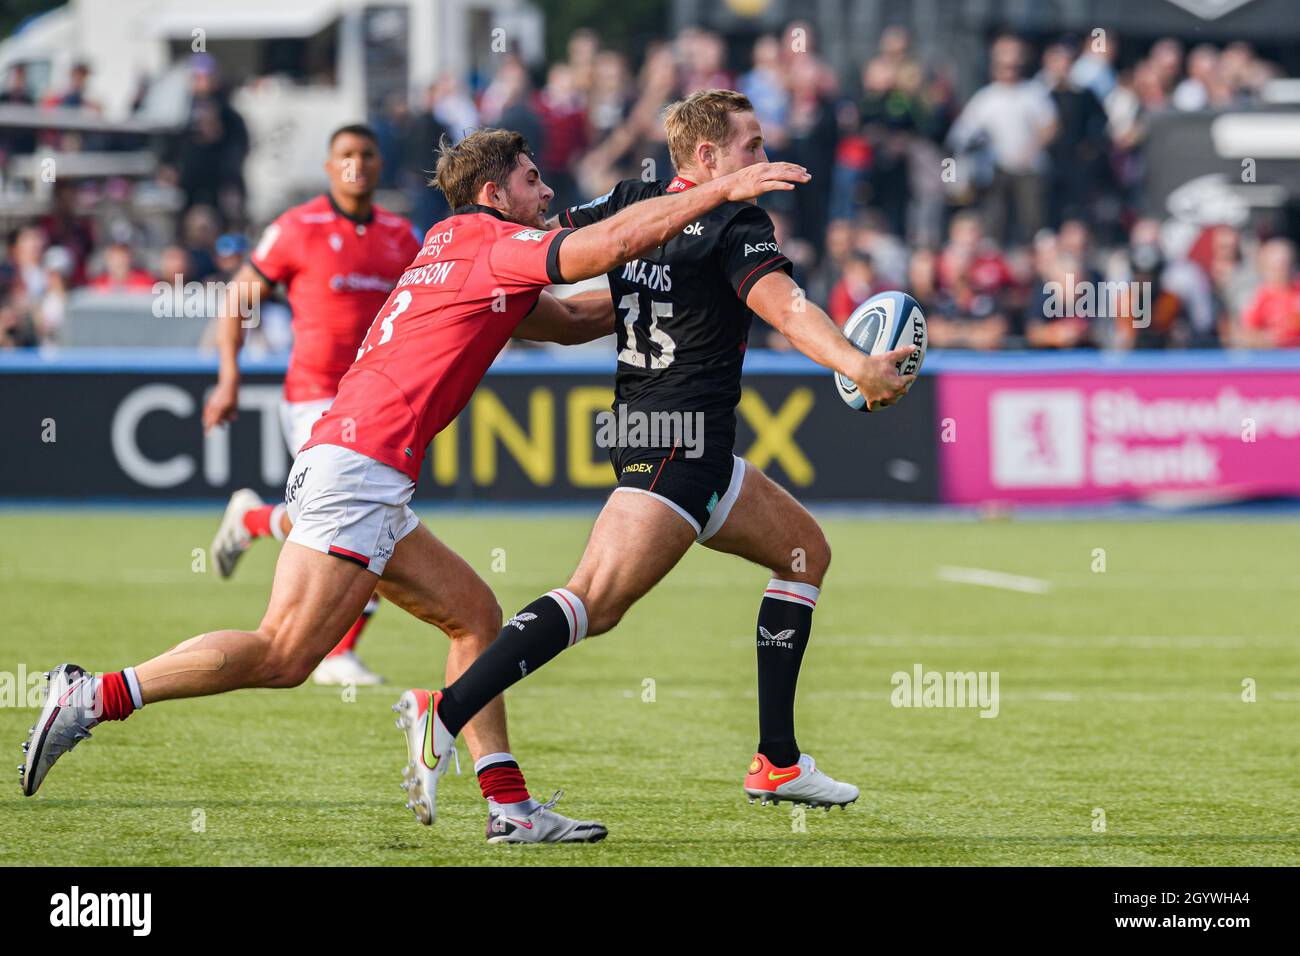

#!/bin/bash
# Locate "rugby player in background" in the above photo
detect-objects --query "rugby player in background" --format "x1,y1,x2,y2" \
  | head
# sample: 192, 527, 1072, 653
412, 92, 916, 822
203, 124, 420, 686
22, 128, 810, 843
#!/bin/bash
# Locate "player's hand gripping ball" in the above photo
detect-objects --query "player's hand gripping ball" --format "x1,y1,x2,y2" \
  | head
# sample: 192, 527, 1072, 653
834, 290, 928, 412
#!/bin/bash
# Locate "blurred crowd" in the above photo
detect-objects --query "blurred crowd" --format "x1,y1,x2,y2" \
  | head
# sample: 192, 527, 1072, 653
2, 23, 1298, 352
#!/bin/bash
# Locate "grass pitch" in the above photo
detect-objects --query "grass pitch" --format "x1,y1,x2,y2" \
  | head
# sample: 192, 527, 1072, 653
0, 508, 1297, 866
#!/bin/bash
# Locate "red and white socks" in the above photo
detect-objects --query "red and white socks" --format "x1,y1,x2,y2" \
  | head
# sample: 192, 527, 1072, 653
242, 503, 287, 542
94, 667, 144, 723
476, 752, 531, 806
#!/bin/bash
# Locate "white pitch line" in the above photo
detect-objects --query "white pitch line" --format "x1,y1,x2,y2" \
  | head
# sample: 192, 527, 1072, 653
936, 565, 1052, 594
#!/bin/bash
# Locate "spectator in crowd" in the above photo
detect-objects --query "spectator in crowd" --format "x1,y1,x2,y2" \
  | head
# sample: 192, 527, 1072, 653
827, 251, 877, 327
180, 206, 221, 283
1070, 32, 1118, 102
586, 49, 634, 145
851, 209, 908, 289
1173, 44, 1219, 111
1, 227, 67, 346
575, 42, 675, 196
36, 181, 96, 287
566, 29, 601, 97
157, 244, 191, 285
678, 27, 734, 94
47, 62, 99, 112
928, 245, 1009, 350
160, 55, 250, 229
429, 74, 479, 142
783, 57, 837, 249
1110, 238, 1187, 350
403, 83, 452, 231
372, 92, 411, 190
1024, 231, 1094, 349
949, 35, 1057, 246
88, 226, 155, 293
534, 63, 589, 212
0, 63, 37, 157
739, 35, 790, 151
212, 233, 248, 280
1192, 224, 1257, 331
857, 57, 915, 236
938, 211, 1016, 300
1039, 41, 1109, 228
1237, 239, 1300, 348
906, 246, 941, 315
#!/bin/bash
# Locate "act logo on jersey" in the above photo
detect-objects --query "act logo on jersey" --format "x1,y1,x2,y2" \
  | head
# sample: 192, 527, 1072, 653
744, 242, 780, 256
511, 229, 548, 242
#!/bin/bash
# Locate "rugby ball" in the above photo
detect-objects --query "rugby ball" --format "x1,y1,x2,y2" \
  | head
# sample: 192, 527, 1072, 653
834, 290, 927, 412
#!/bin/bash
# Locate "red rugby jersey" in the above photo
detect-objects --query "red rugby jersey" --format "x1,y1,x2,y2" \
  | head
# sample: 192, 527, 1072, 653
302, 205, 573, 480
249, 194, 421, 402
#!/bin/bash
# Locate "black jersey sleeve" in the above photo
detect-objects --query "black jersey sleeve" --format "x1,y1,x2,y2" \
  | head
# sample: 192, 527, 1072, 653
560, 179, 663, 229
719, 205, 794, 302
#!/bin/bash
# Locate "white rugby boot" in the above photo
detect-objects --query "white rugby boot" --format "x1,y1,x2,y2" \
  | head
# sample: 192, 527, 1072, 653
392, 689, 458, 825
743, 753, 859, 809
486, 791, 608, 844
312, 650, 385, 686
19, 664, 99, 796
210, 488, 264, 578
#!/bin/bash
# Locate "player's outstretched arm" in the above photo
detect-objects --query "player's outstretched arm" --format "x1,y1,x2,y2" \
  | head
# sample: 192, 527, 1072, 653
746, 270, 915, 410
555, 162, 809, 283
202, 262, 273, 433
514, 289, 615, 345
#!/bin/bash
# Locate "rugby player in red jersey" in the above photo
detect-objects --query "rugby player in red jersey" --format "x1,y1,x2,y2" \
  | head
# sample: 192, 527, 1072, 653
22, 128, 809, 843
203, 124, 421, 687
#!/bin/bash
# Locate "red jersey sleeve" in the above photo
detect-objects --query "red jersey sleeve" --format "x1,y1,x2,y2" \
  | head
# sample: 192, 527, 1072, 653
249, 213, 300, 286
486, 224, 574, 291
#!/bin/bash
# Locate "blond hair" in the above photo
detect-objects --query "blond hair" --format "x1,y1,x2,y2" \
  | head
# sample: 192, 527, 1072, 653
663, 89, 754, 172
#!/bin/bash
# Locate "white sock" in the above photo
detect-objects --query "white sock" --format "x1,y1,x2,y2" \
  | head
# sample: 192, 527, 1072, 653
474, 751, 516, 775
269, 504, 287, 541
122, 667, 144, 709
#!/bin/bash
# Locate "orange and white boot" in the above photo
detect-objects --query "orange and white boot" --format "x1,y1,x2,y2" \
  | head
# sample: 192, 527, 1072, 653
392, 689, 459, 825
744, 753, 859, 810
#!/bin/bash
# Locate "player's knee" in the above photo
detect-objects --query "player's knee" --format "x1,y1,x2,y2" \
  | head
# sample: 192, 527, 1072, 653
565, 583, 624, 638
269, 658, 316, 689
454, 597, 502, 646
814, 535, 832, 580
250, 621, 317, 686
784, 527, 831, 585
253, 633, 315, 689
585, 604, 624, 638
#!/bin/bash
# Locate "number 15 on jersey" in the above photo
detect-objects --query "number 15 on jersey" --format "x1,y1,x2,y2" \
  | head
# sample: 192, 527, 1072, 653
616, 291, 677, 370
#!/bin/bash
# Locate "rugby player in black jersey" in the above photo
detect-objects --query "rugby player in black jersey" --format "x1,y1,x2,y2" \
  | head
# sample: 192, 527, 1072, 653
406, 90, 916, 823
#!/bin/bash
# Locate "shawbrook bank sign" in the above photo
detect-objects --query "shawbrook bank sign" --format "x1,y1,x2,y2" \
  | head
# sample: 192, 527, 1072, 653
0, 363, 938, 503
940, 370, 1300, 504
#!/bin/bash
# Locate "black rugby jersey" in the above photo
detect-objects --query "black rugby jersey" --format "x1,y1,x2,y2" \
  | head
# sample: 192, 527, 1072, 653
561, 176, 792, 451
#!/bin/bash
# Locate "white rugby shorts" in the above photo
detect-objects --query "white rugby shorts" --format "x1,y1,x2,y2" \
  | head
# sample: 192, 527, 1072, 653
280, 398, 334, 456
284, 443, 419, 575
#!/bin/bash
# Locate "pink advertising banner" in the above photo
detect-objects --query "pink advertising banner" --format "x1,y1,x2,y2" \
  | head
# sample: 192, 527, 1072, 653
937, 371, 1300, 504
